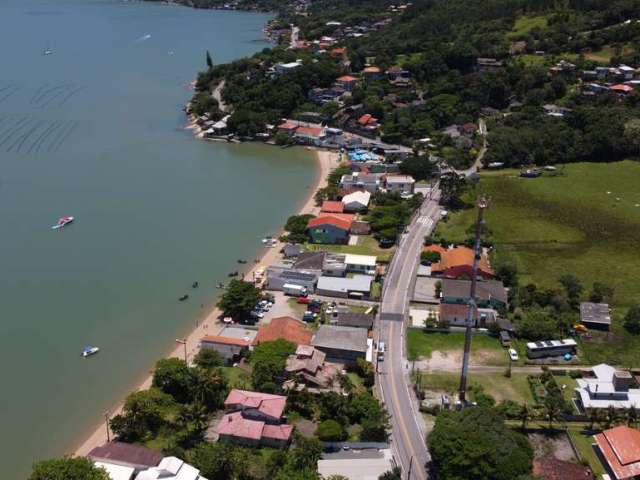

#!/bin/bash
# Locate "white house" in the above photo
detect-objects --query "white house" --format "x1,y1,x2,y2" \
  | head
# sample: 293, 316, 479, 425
575, 363, 640, 410
385, 175, 415, 194
340, 173, 382, 193
136, 456, 208, 480
275, 61, 302, 75
343, 253, 377, 275
341, 190, 371, 211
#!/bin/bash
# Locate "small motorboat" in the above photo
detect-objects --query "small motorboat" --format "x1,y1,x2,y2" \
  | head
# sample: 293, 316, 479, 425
51, 216, 74, 230
82, 346, 99, 357
217, 282, 225, 289
43, 48, 53, 56
228, 271, 238, 277
237, 259, 247, 264
192, 281, 199, 288
179, 294, 189, 301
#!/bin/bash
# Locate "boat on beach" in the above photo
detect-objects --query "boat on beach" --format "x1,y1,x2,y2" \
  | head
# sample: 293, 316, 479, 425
51, 216, 74, 229
82, 346, 99, 358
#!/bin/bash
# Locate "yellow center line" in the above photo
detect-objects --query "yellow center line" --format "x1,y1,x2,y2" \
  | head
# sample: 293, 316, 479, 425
388, 321, 427, 480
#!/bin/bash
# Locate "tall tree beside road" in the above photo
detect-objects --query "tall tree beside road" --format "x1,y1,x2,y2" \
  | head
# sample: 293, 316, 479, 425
29, 457, 110, 480
217, 279, 262, 321
429, 407, 533, 480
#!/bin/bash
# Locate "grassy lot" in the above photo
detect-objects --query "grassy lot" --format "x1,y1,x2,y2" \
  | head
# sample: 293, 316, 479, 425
583, 44, 633, 64
516, 54, 548, 67
434, 162, 640, 309
287, 297, 308, 317
567, 428, 606, 476
222, 366, 252, 389
416, 371, 534, 404
407, 330, 507, 365
508, 15, 548, 39
554, 375, 579, 405
306, 235, 395, 262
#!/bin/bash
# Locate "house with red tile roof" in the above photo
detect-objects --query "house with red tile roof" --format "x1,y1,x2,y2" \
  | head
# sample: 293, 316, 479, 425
430, 246, 494, 280
293, 126, 325, 145
335, 75, 358, 91
594, 425, 640, 479
253, 316, 313, 346
611, 84, 634, 95
362, 66, 382, 81
321, 200, 345, 214
532, 458, 593, 480
216, 390, 293, 448
307, 214, 353, 244
277, 120, 298, 134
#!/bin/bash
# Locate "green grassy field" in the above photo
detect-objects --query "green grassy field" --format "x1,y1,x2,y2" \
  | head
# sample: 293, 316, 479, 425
567, 428, 606, 476
407, 330, 506, 364
435, 162, 640, 309
222, 366, 251, 389
306, 236, 395, 262
508, 15, 548, 39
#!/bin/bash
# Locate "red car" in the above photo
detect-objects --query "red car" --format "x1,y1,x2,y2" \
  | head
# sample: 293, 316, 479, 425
297, 296, 310, 304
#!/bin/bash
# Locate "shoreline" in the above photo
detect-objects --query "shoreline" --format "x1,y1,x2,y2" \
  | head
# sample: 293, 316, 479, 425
73, 146, 338, 457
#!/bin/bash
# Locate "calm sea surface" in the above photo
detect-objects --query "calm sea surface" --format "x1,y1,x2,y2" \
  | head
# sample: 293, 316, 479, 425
0, 1, 315, 477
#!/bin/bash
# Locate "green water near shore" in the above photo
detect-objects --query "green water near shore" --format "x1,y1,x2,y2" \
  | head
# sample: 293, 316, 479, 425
0, 1, 315, 477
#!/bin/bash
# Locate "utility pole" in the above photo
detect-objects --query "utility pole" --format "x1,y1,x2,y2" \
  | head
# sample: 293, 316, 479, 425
175, 338, 188, 364
104, 411, 110, 443
407, 455, 414, 480
458, 196, 489, 404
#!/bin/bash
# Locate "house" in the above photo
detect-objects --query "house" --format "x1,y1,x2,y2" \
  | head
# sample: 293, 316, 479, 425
275, 61, 302, 75
580, 302, 611, 331
386, 66, 411, 86
136, 456, 207, 480
342, 190, 371, 211
294, 126, 325, 145
439, 303, 486, 327
343, 253, 377, 275
331, 311, 374, 330
335, 75, 358, 91
200, 326, 257, 362
285, 345, 339, 388
594, 425, 640, 479
216, 390, 293, 448
543, 104, 572, 117
307, 215, 352, 244
385, 175, 415, 194
356, 114, 380, 135
282, 243, 304, 259
308, 87, 345, 104
312, 325, 369, 363
254, 316, 313, 346
526, 339, 577, 359
265, 267, 318, 292
441, 279, 508, 309
476, 57, 504, 70
277, 120, 299, 135
430, 246, 494, 279
575, 363, 640, 410
321, 200, 345, 214
362, 66, 382, 81
340, 173, 382, 193
93, 462, 135, 480
293, 251, 327, 271
317, 274, 373, 299
350, 220, 371, 235
611, 83, 634, 95
88, 442, 163, 472
317, 447, 394, 480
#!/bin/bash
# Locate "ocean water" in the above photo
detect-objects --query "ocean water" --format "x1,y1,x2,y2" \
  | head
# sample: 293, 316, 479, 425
0, 1, 315, 477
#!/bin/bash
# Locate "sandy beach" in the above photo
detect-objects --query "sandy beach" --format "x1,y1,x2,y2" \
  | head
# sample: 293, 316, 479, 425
73, 147, 338, 457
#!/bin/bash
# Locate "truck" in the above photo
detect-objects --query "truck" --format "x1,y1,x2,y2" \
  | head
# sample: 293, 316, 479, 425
283, 283, 308, 297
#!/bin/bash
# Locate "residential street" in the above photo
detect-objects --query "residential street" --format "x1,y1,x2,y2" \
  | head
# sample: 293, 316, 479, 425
377, 188, 441, 479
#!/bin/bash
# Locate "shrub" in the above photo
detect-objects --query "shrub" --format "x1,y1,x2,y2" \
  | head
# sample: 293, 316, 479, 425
316, 419, 346, 441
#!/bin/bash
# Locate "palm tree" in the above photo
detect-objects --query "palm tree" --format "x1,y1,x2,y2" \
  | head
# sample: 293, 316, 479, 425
628, 406, 638, 427
605, 405, 619, 429
519, 402, 531, 430
544, 400, 560, 430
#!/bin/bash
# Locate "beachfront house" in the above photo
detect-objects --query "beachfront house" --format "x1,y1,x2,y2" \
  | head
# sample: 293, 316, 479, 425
199, 325, 257, 363
339, 173, 382, 193
342, 190, 371, 212
307, 215, 352, 244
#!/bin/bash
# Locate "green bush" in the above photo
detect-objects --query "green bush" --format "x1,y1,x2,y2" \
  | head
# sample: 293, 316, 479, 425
316, 419, 346, 441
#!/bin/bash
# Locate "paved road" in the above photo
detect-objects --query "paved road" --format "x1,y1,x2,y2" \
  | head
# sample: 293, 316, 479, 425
377, 188, 442, 479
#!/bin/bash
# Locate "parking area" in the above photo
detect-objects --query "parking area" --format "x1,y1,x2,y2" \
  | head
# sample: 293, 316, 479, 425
258, 291, 304, 324
413, 276, 440, 303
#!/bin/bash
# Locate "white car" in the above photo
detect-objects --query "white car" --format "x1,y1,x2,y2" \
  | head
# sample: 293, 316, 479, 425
508, 348, 519, 362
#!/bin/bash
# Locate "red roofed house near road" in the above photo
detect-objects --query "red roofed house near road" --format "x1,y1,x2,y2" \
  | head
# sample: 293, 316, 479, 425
430, 246, 494, 280
321, 200, 345, 214
595, 425, 640, 479
253, 316, 313, 346
215, 390, 293, 447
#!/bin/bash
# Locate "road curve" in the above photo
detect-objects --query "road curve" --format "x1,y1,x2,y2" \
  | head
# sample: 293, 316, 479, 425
377, 188, 442, 479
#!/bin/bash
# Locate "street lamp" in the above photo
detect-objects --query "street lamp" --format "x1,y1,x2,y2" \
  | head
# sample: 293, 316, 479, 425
104, 411, 110, 443
175, 338, 188, 363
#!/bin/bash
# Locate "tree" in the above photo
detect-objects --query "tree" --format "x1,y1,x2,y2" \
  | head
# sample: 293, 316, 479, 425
623, 118, 640, 155
109, 388, 172, 441
589, 282, 614, 304
516, 308, 558, 341
217, 279, 262, 321
518, 403, 531, 430
194, 348, 223, 370
624, 304, 640, 335
429, 407, 533, 480
206, 50, 213, 70
420, 250, 441, 265
544, 396, 561, 430
29, 457, 110, 480
250, 339, 296, 392
378, 467, 402, 480
189, 442, 249, 480
153, 358, 194, 403
283, 214, 315, 243
558, 274, 583, 304
627, 406, 638, 427
316, 419, 346, 441
190, 367, 228, 410
287, 435, 323, 471
399, 156, 436, 181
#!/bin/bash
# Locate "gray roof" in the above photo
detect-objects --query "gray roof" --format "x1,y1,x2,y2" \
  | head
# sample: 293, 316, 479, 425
580, 302, 611, 325
442, 279, 507, 305
272, 269, 318, 282
88, 442, 163, 469
294, 251, 326, 270
334, 312, 374, 329
283, 243, 304, 258
312, 325, 368, 353
317, 275, 372, 293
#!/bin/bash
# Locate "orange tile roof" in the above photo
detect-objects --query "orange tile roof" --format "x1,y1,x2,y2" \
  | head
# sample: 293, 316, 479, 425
254, 317, 312, 346
201, 335, 251, 347
295, 126, 323, 137
424, 244, 447, 255
321, 200, 344, 213
431, 246, 493, 276
337, 75, 357, 82
278, 120, 298, 131
595, 426, 640, 479
611, 84, 634, 93
363, 66, 381, 73
307, 214, 353, 231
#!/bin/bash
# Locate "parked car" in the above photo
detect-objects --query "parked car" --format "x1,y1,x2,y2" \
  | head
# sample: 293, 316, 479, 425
250, 310, 265, 319
508, 348, 519, 361
378, 341, 385, 361
297, 296, 310, 304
